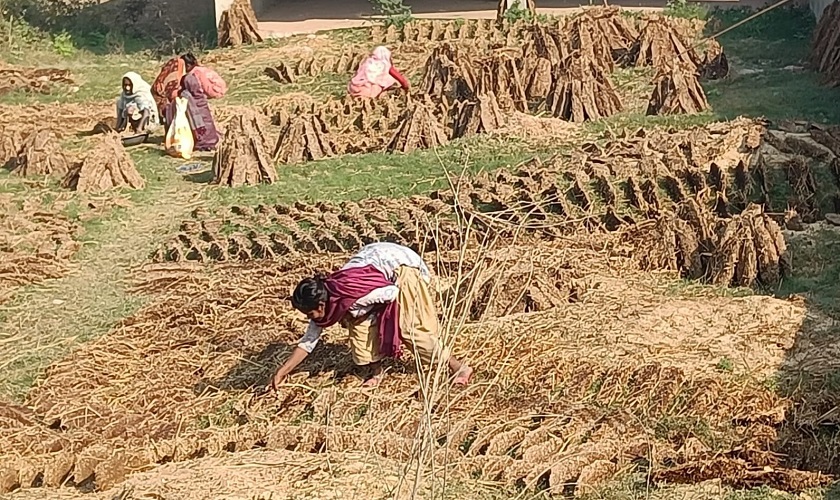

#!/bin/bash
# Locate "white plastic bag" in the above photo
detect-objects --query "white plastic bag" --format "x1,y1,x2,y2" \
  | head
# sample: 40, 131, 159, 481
165, 97, 194, 160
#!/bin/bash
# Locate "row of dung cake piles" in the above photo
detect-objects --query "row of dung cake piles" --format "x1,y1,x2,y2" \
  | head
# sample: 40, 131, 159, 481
245, 9, 726, 176
189, 118, 840, 290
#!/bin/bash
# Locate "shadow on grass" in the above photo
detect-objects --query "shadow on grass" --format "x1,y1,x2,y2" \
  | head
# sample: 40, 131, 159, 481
704, 6, 840, 124
185, 170, 215, 184
197, 341, 357, 393
770, 227, 840, 474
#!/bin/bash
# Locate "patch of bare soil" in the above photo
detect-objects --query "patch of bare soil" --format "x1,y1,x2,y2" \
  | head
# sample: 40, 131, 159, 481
0, 194, 81, 304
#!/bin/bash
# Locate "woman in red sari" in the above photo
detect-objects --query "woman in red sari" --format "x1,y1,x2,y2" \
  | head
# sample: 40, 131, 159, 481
151, 57, 185, 125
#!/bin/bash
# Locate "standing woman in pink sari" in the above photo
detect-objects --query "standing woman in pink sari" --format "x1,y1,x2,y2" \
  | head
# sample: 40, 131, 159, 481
347, 46, 410, 99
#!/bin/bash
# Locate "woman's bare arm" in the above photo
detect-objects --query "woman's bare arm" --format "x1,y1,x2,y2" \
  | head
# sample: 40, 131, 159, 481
269, 347, 310, 391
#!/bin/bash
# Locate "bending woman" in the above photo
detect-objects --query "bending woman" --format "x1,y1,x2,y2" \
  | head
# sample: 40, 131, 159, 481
347, 46, 410, 99
269, 242, 473, 390
165, 54, 220, 151
116, 72, 158, 134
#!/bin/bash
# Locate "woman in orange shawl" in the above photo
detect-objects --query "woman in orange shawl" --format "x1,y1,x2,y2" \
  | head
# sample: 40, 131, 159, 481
151, 57, 185, 125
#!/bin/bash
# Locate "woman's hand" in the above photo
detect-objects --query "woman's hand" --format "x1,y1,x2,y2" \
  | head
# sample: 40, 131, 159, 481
269, 370, 285, 392
266, 347, 310, 393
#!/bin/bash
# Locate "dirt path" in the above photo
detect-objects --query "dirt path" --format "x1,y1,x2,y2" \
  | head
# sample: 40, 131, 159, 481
0, 183, 203, 400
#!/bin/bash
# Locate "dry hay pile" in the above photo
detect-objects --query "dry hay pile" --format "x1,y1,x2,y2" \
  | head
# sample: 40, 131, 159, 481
0, 235, 828, 494
217, 0, 263, 47
213, 113, 278, 188
0, 65, 74, 96
264, 50, 366, 84
11, 129, 69, 178
646, 63, 709, 115
152, 197, 462, 263
273, 114, 336, 163
62, 134, 145, 193
387, 101, 448, 153
452, 93, 506, 138
545, 52, 622, 122
0, 195, 80, 304
633, 15, 699, 72
810, 0, 840, 87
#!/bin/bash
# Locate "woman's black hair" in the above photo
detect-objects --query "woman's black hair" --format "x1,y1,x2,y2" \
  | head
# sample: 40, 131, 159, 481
181, 53, 198, 67
290, 273, 328, 312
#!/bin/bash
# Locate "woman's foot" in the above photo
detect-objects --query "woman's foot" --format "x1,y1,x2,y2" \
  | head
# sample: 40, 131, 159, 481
452, 365, 473, 386
362, 373, 385, 388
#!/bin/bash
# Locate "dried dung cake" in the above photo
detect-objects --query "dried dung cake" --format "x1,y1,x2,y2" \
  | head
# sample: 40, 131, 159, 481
709, 204, 788, 287
420, 44, 478, 102
621, 213, 704, 280
522, 25, 566, 65
264, 63, 296, 84
474, 53, 529, 112
546, 52, 622, 122
62, 133, 145, 193
646, 64, 709, 115
810, 1, 840, 87
652, 457, 832, 491
0, 66, 74, 96
217, 0, 264, 47
634, 16, 698, 71
274, 114, 336, 164
697, 39, 729, 80
213, 113, 277, 187
0, 126, 23, 170
526, 57, 554, 99
388, 101, 448, 153
452, 93, 505, 138
11, 129, 69, 177
565, 11, 618, 73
